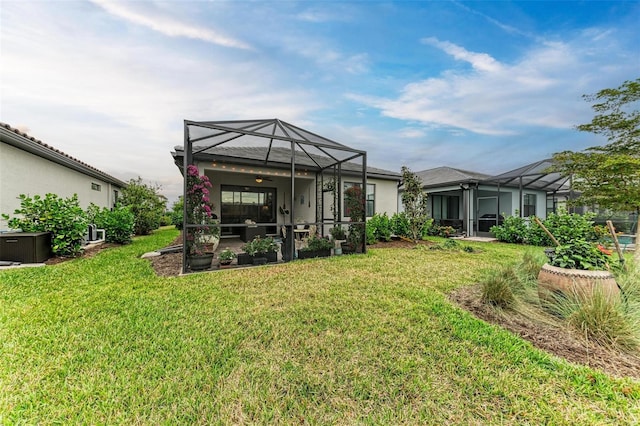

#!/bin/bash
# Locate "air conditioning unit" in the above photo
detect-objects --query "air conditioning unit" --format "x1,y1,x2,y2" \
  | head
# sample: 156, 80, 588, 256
87, 224, 98, 241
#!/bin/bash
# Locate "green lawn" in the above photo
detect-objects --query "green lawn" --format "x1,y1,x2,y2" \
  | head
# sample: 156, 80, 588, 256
1, 228, 638, 424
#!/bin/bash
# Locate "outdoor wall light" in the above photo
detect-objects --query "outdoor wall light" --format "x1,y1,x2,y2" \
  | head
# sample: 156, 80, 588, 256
255, 176, 263, 183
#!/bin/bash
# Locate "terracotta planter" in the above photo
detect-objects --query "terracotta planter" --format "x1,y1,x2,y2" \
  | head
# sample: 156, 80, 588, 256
538, 263, 620, 302
188, 253, 214, 271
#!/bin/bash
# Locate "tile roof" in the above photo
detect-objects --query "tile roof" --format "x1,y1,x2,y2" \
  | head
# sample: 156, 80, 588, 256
1, 122, 126, 187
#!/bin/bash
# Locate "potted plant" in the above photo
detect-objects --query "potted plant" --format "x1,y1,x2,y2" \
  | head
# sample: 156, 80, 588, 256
298, 235, 333, 259
240, 236, 279, 265
330, 226, 346, 255
538, 238, 619, 302
185, 164, 220, 271
218, 248, 236, 267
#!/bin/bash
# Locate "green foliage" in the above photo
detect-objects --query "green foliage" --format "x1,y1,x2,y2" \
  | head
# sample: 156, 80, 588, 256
365, 222, 376, 245
548, 288, 639, 352
2, 193, 87, 256
329, 226, 346, 240
400, 166, 429, 241
390, 212, 410, 238
491, 210, 603, 247
480, 266, 518, 308
344, 186, 365, 222
218, 248, 237, 262
428, 225, 457, 238
367, 213, 392, 243
490, 214, 528, 244
92, 204, 135, 245
303, 235, 333, 252
548, 239, 613, 271
552, 79, 640, 264
170, 196, 184, 230
428, 238, 476, 253
242, 236, 278, 256
120, 177, 166, 235
532, 211, 600, 245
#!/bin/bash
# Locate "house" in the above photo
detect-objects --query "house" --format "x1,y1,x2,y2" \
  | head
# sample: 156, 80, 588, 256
403, 160, 570, 237
171, 119, 401, 251
1, 123, 126, 229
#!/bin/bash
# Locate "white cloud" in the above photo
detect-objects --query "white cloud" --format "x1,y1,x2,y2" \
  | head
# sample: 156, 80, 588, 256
349, 33, 635, 137
89, 0, 252, 49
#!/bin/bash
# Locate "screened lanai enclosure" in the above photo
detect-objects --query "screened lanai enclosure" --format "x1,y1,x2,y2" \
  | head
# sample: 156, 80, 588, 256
177, 119, 367, 273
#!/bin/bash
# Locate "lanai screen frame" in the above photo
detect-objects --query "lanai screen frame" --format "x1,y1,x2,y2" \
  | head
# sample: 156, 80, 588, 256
483, 159, 572, 222
182, 118, 367, 273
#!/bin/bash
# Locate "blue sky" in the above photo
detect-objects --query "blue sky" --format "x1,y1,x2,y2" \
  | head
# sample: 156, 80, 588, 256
1, 1, 638, 202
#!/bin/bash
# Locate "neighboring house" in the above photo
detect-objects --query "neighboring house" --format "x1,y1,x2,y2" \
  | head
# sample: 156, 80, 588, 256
171, 119, 401, 241
1, 123, 126, 230
402, 160, 570, 237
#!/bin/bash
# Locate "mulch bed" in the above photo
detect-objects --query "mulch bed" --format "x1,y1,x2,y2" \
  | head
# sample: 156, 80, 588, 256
449, 285, 640, 380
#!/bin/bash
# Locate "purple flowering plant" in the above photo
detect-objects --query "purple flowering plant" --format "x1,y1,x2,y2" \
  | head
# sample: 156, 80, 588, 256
185, 164, 219, 255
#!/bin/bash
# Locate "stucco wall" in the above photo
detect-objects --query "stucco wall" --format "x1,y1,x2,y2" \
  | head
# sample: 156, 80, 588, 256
198, 162, 398, 226
1, 143, 119, 227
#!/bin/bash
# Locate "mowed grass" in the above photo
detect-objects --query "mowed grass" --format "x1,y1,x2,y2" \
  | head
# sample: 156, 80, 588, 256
1, 228, 638, 425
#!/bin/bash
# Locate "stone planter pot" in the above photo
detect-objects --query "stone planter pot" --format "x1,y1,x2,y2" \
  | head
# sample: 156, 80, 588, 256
265, 251, 278, 263
538, 263, 620, 302
188, 253, 214, 271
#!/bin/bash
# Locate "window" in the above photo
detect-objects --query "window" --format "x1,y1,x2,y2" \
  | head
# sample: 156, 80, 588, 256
431, 195, 459, 219
91, 183, 101, 191
113, 190, 119, 207
343, 182, 375, 218
523, 194, 537, 217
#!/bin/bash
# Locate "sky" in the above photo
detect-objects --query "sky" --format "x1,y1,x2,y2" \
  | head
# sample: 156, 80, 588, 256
1, 0, 639, 203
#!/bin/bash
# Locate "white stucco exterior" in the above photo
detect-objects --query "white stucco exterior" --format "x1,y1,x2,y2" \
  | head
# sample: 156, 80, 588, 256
1, 124, 126, 231
193, 160, 400, 236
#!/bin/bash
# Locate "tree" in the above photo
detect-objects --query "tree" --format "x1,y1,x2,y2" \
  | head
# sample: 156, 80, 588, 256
400, 166, 429, 242
120, 177, 167, 235
552, 78, 640, 263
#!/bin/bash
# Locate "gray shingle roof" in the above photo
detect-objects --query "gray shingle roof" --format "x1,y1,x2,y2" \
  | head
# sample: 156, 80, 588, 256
173, 146, 400, 180
415, 166, 491, 188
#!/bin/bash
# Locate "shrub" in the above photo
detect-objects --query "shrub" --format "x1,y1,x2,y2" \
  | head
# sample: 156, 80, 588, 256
490, 214, 527, 244
547, 288, 639, 352
367, 213, 392, 243
390, 212, 410, 238
547, 238, 613, 270
93, 205, 135, 244
2, 193, 87, 257
170, 197, 184, 230
480, 266, 518, 308
400, 166, 429, 241
303, 236, 333, 252
120, 177, 166, 235
329, 226, 346, 240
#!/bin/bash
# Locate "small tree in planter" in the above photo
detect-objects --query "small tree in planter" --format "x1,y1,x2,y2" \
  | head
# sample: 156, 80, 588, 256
184, 165, 219, 270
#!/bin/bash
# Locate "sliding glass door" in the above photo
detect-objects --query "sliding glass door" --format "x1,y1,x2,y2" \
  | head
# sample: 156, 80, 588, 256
220, 185, 276, 236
